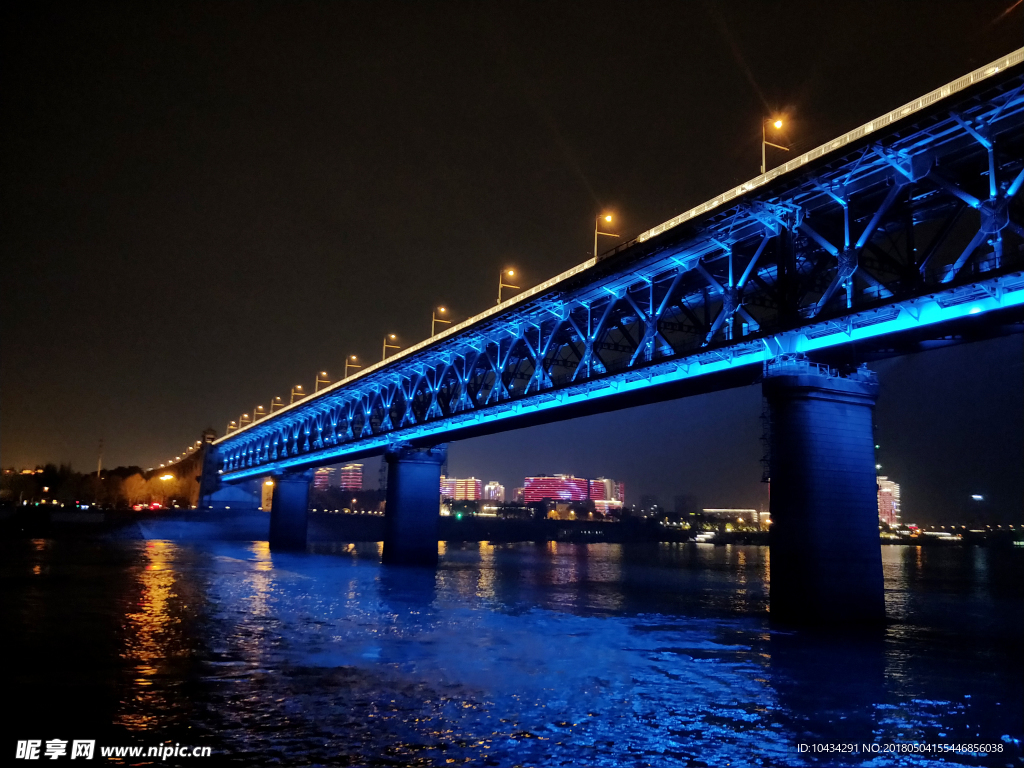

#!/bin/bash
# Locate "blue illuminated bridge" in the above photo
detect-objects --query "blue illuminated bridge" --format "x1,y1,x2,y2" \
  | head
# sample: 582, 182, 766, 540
199, 49, 1024, 625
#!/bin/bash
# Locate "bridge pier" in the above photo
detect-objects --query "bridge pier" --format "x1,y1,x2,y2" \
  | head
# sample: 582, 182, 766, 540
383, 444, 447, 567
763, 359, 885, 626
268, 469, 314, 550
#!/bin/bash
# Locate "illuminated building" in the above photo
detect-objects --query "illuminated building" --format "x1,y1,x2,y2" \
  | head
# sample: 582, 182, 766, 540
588, 477, 626, 513
339, 464, 363, 491
524, 475, 589, 503
512, 487, 524, 503
523, 474, 626, 509
877, 476, 901, 526
483, 481, 505, 502
440, 475, 482, 500
313, 467, 336, 490
703, 508, 760, 527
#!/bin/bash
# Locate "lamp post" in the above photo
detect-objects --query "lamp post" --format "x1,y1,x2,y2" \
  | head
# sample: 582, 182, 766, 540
252, 405, 266, 422
239, 413, 251, 426
270, 396, 285, 412
344, 355, 362, 378
290, 385, 305, 403
431, 306, 452, 336
497, 269, 520, 304
315, 371, 331, 392
382, 334, 400, 361
594, 213, 619, 259
761, 117, 789, 174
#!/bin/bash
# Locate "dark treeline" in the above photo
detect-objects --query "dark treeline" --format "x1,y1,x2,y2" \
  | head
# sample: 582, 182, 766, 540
1, 462, 200, 508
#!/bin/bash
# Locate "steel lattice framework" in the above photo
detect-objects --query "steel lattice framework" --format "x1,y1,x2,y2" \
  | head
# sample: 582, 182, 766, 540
214, 50, 1024, 483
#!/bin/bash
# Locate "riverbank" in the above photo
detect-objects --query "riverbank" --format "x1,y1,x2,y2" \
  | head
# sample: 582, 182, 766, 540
3, 505, 1020, 547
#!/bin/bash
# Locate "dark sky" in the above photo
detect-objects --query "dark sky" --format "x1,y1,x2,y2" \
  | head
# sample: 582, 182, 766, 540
3, 2, 1022, 523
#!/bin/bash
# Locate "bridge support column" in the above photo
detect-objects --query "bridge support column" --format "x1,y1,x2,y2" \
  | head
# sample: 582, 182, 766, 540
383, 444, 447, 567
763, 359, 884, 626
269, 469, 314, 550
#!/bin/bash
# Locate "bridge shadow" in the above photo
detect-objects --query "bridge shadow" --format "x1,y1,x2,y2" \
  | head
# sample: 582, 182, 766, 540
377, 563, 439, 613
769, 627, 886, 747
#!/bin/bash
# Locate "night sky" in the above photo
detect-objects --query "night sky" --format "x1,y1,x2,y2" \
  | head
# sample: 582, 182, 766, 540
3, 2, 1022, 524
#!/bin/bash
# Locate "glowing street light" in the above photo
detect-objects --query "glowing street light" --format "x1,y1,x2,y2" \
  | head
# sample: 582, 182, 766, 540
432, 306, 452, 336
345, 355, 362, 378
761, 117, 790, 174
315, 371, 331, 392
239, 412, 252, 426
160, 473, 175, 481
497, 269, 520, 304
252, 405, 266, 422
382, 334, 400, 361
290, 385, 305, 403
594, 213, 620, 259
270, 396, 285, 412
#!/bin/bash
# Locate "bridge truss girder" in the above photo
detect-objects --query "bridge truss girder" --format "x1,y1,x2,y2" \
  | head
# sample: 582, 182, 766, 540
216, 58, 1024, 482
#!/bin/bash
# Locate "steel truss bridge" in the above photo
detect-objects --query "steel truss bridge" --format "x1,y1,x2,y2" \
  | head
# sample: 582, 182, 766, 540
213, 49, 1024, 483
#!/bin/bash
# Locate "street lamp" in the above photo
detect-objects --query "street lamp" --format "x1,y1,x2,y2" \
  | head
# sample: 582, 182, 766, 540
270, 396, 285, 412
594, 213, 619, 259
253, 405, 266, 422
239, 413, 252, 426
290, 385, 305, 403
761, 117, 789, 174
498, 269, 520, 304
345, 355, 362, 378
315, 371, 331, 392
432, 306, 452, 336
226, 420, 238, 433
382, 334, 400, 361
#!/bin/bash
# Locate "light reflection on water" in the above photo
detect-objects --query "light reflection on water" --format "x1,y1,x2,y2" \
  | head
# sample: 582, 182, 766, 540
2, 540, 1021, 766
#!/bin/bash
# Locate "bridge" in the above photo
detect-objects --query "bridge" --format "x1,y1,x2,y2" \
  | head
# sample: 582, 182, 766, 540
198, 49, 1024, 624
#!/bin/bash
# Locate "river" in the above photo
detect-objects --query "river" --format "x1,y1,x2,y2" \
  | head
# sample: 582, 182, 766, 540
2, 539, 1021, 766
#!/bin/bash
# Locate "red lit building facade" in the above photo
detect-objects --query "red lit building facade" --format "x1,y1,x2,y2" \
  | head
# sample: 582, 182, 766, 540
523, 475, 625, 510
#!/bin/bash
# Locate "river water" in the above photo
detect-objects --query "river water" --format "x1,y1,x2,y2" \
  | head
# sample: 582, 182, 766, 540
2, 539, 1021, 767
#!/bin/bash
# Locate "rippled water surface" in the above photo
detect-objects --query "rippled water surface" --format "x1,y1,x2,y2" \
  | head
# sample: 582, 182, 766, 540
3, 539, 1021, 766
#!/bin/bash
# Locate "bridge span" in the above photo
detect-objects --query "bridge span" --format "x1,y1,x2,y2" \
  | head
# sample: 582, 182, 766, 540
199, 49, 1024, 624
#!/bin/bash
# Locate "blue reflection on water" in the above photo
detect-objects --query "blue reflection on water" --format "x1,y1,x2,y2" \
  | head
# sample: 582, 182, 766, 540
3, 540, 1022, 766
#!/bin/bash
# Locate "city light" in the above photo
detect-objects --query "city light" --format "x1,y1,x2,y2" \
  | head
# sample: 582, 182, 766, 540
972, 494, 984, 500
160, 474, 174, 481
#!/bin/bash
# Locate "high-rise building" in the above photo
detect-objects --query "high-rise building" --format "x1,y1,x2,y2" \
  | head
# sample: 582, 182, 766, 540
440, 475, 482, 500
512, 487, 525, 503
877, 476, 901, 526
483, 481, 505, 502
313, 467, 337, 490
339, 464, 363, 491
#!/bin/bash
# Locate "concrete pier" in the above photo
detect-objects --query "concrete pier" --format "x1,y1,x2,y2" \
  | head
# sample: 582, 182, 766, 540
382, 443, 447, 566
268, 469, 314, 550
763, 359, 885, 626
